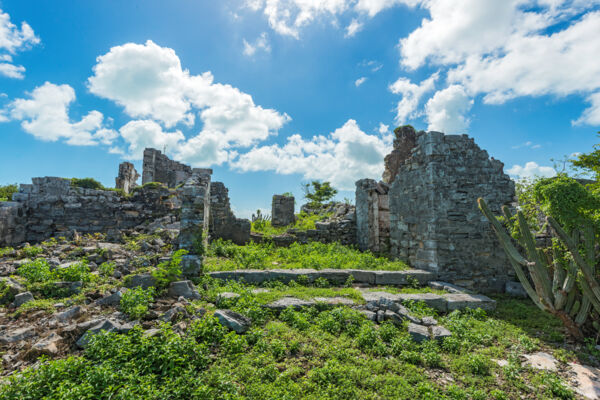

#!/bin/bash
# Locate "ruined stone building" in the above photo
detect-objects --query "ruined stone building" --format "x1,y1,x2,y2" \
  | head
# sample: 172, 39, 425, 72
142, 148, 193, 187
356, 126, 515, 293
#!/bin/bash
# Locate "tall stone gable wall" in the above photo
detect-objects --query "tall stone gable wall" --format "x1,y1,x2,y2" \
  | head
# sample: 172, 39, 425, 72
142, 148, 192, 188
388, 131, 515, 292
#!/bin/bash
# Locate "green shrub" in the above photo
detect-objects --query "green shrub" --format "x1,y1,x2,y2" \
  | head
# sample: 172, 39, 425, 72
98, 261, 115, 277
152, 249, 188, 289
454, 353, 492, 376
55, 260, 92, 282
21, 245, 43, 258
0, 184, 17, 201
17, 258, 53, 283
120, 287, 155, 319
70, 177, 105, 190
0, 247, 13, 257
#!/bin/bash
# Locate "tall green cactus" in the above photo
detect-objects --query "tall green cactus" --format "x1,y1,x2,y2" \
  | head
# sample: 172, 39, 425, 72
478, 198, 600, 340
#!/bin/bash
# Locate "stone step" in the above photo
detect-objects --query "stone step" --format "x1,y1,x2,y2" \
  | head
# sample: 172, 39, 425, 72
207, 268, 435, 286
360, 290, 496, 312
264, 296, 356, 312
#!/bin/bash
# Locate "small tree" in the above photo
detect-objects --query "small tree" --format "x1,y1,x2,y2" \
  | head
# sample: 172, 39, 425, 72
302, 181, 337, 208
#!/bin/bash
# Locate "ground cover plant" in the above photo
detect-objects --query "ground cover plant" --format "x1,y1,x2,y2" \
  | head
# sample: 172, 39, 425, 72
251, 210, 333, 236
204, 239, 408, 271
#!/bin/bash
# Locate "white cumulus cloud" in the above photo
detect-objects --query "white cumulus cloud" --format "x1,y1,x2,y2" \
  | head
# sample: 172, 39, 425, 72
243, 32, 271, 56
0, 8, 40, 79
425, 85, 473, 133
354, 77, 367, 87
232, 119, 390, 190
345, 18, 363, 37
507, 161, 557, 179
6, 82, 113, 146
389, 72, 438, 123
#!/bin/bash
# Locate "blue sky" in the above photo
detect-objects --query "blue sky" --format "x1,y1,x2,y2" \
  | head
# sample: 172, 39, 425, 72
0, 0, 599, 217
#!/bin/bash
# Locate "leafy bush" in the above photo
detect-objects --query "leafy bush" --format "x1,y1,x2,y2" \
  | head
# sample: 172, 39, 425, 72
152, 249, 188, 289
0, 183, 17, 201
98, 261, 115, 277
17, 258, 53, 283
302, 181, 337, 208
21, 245, 43, 258
71, 177, 105, 190
55, 260, 92, 282
120, 287, 155, 319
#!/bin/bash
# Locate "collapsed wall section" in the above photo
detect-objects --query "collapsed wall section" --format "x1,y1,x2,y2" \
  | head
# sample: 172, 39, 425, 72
355, 179, 390, 253
388, 131, 515, 292
208, 182, 251, 245
0, 202, 25, 247
142, 148, 192, 188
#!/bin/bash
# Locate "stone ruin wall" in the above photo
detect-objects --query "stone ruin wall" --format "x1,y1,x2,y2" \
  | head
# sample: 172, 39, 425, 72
142, 148, 192, 188
386, 128, 515, 293
355, 179, 390, 254
271, 195, 295, 227
0, 177, 179, 245
115, 162, 140, 194
208, 182, 251, 245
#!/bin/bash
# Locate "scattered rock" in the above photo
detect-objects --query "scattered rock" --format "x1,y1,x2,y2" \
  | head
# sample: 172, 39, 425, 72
26, 332, 63, 359
421, 316, 438, 326
431, 325, 452, 342
126, 274, 156, 290
407, 323, 429, 343
569, 363, 600, 400
159, 306, 185, 323
95, 291, 123, 307
168, 281, 200, 300
443, 293, 496, 312
76, 319, 124, 348
522, 352, 558, 371
0, 327, 36, 344
55, 306, 82, 323
13, 291, 34, 307
214, 310, 251, 333
265, 297, 315, 312
0, 277, 24, 304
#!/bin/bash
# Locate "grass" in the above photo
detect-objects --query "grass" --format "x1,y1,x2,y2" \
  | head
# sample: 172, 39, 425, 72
251, 211, 334, 236
204, 240, 409, 272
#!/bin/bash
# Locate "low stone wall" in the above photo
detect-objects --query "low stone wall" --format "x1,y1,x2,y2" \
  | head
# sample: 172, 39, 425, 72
9, 177, 179, 243
252, 216, 357, 247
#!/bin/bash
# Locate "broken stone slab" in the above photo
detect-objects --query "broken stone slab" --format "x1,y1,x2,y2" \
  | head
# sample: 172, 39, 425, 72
569, 362, 600, 400
52, 281, 83, 295
159, 306, 185, 323
431, 325, 452, 342
264, 297, 316, 312
397, 293, 448, 312
428, 281, 471, 294
26, 332, 62, 359
421, 316, 438, 326
95, 291, 123, 307
13, 291, 34, 307
347, 269, 376, 284
522, 352, 558, 371
180, 255, 202, 278
126, 274, 156, 290
214, 310, 251, 334
360, 310, 376, 321
374, 270, 434, 286
361, 291, 401, 309
168, 281, 201, 300
0, 327, 36, 344
407, 323, 429, 344
443, 293, 496, 312
76, 319, 125, 348
383, 310, 404, 325
54, 306, 82, 323
313, 297, 356, 307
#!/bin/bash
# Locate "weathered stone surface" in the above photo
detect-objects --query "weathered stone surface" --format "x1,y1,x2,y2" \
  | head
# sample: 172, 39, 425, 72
428, 281, 470, 294
382, 125, 417, 184
159, 306, 185, 323
505, 281, 528, 298
356, 179, 390, 253
95, 291, 123, 307
407, 323, 429, 343
0, 277, 24, 304
178, 169, 211, 257
265, 297, 316, 311
115, 162, 139, 194
569, 363, 600, 400
374, 270, 434, 285
397, 293, 448, 312
180, 255, 202, 278
214, 310, 251, 333
13, 291, 34, 307
142, 148, 192, 188
26, 332, 62, 359
127, 274, 156, 290
216, 292, 240, 305
168, 280, 201, 300
384, 129, 515, 294
0, 327, 36, 344
208, 181, 250, 245
55, 306, 82, 323
421, 316, 438, 326
272, 195, 295, 227
313, 297, 356, 307
77, 319, 124, 348
0, 201, 25, 247
52, 281, 83, 295
431, 325, 452, 342
360, 310, 377, 321
523, 352, 558, 371
444, 293, 496, 311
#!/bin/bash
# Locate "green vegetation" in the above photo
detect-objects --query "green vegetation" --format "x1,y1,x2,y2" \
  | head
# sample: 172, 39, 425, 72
16, 258, 93, 298
205, 240, 408, 272
152, 249, 188, 289
0, 297, 577, 399
302, 180, 338, 208
132, 181, 166, 192
0, 183, 17, 201
251, 211, 333, 236
20, 244, 44, 258
120, 287, 155, 319
70, 177, 105, 190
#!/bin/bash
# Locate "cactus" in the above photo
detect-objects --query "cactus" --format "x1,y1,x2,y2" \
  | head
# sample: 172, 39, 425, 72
478, 197, 600, 340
